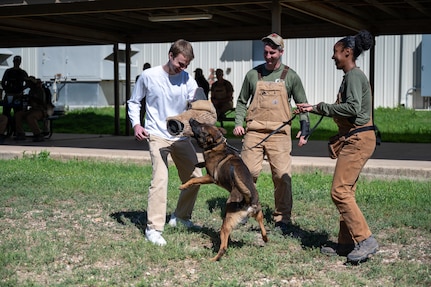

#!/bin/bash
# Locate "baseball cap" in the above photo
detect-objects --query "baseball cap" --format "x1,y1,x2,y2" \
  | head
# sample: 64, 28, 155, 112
261, 33, 284, 49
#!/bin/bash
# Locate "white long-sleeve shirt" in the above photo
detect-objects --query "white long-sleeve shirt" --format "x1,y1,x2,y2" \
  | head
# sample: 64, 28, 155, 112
128, 65, 198, 140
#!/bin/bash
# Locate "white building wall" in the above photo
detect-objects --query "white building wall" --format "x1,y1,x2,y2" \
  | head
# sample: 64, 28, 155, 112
0, 35, 427, 109
286, 35, 424, 109
134, 38, 369, 108
283, 37, 359, 107
133, 40, 253, 103
399, 34, 422, 108
372, 34, 423, 108
376, 35, 401, 108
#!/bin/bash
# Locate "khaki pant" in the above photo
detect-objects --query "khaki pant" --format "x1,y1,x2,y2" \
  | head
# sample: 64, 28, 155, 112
332, 130, 376, 244
241, 130, 292, 224
147, 135, 202, 231
15, 109, 44, 135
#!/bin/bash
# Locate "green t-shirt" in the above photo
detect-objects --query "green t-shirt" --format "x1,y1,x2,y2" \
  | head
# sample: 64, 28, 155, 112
235, 63, 309, 127
318, 67, 372, 126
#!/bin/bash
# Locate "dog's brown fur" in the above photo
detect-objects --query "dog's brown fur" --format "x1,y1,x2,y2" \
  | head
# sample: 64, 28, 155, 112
180, 119, 268, 261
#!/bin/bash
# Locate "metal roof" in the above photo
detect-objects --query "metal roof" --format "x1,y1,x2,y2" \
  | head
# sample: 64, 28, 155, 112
0, 0, 431, 48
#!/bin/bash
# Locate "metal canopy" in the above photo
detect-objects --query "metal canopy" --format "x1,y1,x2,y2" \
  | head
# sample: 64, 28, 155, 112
0, 0, 430, 48
1, 0, 430, 136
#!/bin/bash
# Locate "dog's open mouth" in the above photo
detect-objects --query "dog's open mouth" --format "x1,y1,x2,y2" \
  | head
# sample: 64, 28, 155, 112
189, 118, 201, 136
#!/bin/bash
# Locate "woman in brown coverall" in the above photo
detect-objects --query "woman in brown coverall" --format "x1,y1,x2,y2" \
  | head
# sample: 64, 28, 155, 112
296, 30, 379, 264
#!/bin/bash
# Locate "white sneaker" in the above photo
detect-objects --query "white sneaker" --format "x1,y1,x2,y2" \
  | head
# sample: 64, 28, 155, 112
145, 228, 167, 246
168, 213, 200, 229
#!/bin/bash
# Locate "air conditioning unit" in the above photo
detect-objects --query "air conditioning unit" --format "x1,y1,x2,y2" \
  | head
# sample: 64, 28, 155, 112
419, 34, 431, 109
421, 35, 431, 98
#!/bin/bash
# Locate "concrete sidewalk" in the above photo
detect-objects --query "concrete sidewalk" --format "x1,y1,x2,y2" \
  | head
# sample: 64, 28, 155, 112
1, 133, 430, 180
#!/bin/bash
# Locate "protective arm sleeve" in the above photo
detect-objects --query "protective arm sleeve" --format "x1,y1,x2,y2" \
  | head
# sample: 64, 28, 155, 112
299, 120, 310, 138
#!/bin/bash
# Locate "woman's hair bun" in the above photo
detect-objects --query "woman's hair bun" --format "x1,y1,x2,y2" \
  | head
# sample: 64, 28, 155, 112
355, 30, 374, 52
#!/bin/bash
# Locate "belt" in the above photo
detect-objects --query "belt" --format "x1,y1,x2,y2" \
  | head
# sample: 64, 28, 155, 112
345, 125, 376, 138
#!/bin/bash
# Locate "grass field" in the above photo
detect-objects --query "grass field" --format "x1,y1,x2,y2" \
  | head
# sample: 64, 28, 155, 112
1, 154, 430, 286
1, 106, 430, 286
41, 106, 431, 143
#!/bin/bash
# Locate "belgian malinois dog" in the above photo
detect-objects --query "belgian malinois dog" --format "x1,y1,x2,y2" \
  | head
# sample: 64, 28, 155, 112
180, 119, 268, 261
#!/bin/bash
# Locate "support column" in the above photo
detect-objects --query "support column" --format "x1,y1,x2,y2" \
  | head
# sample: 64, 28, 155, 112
125, 42, 131, 136
272, 0, 281, 34
113, 43, 120, 135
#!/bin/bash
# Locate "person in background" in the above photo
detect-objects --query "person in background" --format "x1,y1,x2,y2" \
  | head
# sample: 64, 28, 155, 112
136, 62, 151, 82
0, 114, 8, 144
233, 33, 310, 235
1, 55, 29, 118
296, 30, 379, 264
136, 62, 152, 124
127, 39, 202, 246
14, 76, 47, 142
194, 68, 210, 99
207, 68, 216, 86
210, 68, 234, 121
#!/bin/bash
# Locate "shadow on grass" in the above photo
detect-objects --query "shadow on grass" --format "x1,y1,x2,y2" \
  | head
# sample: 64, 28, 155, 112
284, 223, 330, 249
197, 225, 246, 257
205, 197, 330, 253
109, 198, 329, 254
262, 204, 330, 249
202, 197, 249, 255
110, 211, 147, 234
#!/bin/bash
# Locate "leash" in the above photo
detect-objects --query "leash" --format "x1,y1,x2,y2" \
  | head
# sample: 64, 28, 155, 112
203, 134, 241, 154
226, 142, 241, 153
305, 114, 324, 140
221, 112, 324, 153
249, 114, 297, 149
248, 113, 324, 149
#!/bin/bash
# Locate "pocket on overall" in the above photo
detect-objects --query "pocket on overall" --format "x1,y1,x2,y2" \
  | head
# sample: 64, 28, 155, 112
328, 134, 346, 159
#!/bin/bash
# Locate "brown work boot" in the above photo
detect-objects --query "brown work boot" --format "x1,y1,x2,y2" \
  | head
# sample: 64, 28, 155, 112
321, 242, 355, 257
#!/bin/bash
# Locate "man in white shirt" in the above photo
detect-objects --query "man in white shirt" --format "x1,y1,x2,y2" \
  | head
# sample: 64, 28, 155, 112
128, 39, 202, 246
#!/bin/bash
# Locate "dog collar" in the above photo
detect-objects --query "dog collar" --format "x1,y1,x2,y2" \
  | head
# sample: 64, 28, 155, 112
204, 135, 226, 151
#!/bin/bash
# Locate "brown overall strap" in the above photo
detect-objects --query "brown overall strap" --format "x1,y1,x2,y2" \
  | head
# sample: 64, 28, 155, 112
257, 65, 289, 80
280, 66, 289, 80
